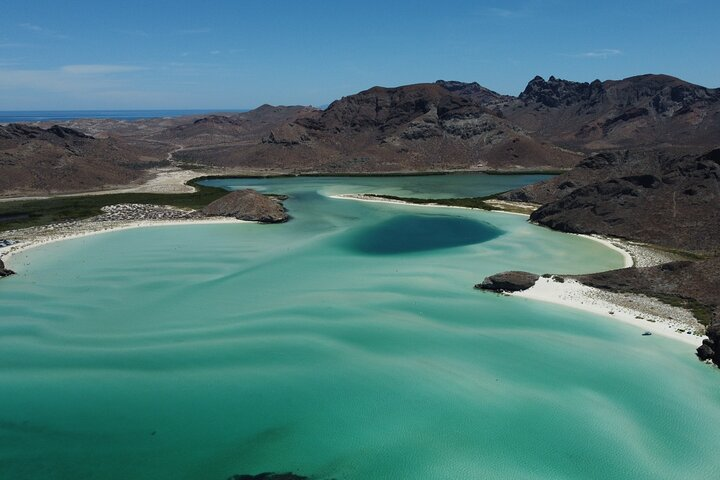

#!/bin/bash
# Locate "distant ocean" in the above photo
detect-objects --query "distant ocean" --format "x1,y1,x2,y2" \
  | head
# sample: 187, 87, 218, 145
0, 109, 247, 123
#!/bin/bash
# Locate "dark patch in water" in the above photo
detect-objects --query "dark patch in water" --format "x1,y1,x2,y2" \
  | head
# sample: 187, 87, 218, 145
227, 474, 308, 480
348, 214, 503, 254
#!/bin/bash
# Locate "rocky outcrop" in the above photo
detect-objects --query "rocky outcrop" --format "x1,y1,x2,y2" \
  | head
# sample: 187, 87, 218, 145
697, 323, 720, 366
504, 74, 720, 152
475, 271, 539, 292
434, 80, 512, 106
572, 257, 720, 325
202, 189, 289, 223
497, 147, 720, 366
519, 75, 606, 109
0, 258, 15, 278
501, 149, 720, 255
227, 474, 307, 480
0, 123, 165, 197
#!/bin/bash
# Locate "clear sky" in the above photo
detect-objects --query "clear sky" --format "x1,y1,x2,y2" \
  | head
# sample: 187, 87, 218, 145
1, 0, 718, 110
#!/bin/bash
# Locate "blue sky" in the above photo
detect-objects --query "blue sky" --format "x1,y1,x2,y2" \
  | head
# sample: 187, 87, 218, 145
0, 0, 718, 109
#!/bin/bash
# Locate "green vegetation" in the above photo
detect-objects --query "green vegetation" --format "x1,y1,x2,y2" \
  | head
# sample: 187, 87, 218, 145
363, 194, 498, 210
652, 245, 708, 261
483, 169, 567, 176
362, 193, 535, 215
650, 293, 714, 326
0, 180, 228, 232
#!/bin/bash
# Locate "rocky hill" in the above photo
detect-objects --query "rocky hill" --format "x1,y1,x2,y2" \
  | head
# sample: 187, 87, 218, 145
498, 147, 720, 366
0, 124, 165, 196
501, 149, 720, 254
148, 105, 318, 148
2, 73, 718, 196
168, 74, 720, 174
202, 189, 288, 223
0, 258, 15, 277
502, 74, 720, 152
187, 82, 581, 173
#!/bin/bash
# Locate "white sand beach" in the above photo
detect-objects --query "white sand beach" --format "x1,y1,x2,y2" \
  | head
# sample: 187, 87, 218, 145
330, 192, 706, 346
0, 214, 244, 264
513, 277, 704, 346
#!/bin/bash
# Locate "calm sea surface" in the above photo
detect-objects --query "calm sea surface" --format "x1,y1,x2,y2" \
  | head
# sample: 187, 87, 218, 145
0, 109, 246, 123
1, 174, 718, 479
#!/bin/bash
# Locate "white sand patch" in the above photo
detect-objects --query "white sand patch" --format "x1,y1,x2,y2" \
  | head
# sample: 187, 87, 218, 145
0, 217, 245, 265
330, 192, 704, 347
513, 277, 705, 346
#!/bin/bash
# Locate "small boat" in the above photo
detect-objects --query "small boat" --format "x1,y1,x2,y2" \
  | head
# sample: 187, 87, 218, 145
642, 331, 652, 336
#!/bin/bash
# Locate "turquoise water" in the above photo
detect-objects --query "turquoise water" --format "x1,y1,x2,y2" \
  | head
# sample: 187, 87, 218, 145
1, 174, 719, 480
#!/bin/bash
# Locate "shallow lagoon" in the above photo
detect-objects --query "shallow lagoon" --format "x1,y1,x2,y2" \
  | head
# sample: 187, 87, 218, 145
1, 173, 719, 479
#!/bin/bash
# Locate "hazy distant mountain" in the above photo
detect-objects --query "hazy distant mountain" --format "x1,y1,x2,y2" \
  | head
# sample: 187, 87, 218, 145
2, 73, 718, 195
149, 105, 319, 147
0, 124, 164, 196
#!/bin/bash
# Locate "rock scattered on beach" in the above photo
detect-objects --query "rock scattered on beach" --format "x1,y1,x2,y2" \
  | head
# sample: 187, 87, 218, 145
696, 323, 720, 367
202, 189, 289, 223
475, 271, 539, 292
93, 203, 195, 222
0, 258, 15, 278
227, 473, 308, 480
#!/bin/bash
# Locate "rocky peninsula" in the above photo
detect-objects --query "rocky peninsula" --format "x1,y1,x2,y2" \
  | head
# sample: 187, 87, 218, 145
0, 189, 289, 278
202, 189, 289, 223
481, 148, 720, 365
0, 258, 14, 277
475, 271, 540, 292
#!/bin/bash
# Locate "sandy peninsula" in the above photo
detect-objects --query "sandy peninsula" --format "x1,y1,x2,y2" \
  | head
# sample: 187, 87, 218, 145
331, 192, 706, 347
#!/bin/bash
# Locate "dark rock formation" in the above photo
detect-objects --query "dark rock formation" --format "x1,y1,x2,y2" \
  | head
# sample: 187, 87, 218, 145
0, 258, 15, 278
475, 271, 539, 292
697, 323, 720, 366
434, 80, 512, 106
202, 189, 289, 223
151, 74, 720, 175
495, 147, 720, 366
184, 81, 580, 173
4, 73, 718, 197
0, 123, 165, 197
227, 473, 307, 480
572, 258, 720, 325
504, 74, 720, 152
501, 149, 720, 255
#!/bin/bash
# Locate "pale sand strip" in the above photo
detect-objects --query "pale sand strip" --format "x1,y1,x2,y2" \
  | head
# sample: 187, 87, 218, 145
328, 193, 530, 216
330, 192, 705, 346
0, 217, 244, 264
1, 192, 705, 347
513, 278, 704, 346
0, 167, 204, 202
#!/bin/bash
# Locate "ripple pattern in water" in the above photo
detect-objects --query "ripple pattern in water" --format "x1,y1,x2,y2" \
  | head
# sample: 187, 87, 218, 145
1, 175, 719, 480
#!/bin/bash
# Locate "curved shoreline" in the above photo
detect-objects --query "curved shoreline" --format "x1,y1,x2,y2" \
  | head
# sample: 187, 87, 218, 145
1, 189, 706, 348
0, 217, 244, 265
330, 192, 704, 346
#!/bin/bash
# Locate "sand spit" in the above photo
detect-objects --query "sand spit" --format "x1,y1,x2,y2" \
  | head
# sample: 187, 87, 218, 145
330, 192, 705, 346
0, 204, 244, 264
513, 277, 704, 346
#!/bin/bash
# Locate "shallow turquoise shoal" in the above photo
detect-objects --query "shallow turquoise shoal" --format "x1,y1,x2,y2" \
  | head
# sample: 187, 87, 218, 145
0, 174, 718, 480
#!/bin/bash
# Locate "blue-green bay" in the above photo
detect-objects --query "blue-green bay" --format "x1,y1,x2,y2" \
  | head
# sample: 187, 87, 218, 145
1, 173, 719, 479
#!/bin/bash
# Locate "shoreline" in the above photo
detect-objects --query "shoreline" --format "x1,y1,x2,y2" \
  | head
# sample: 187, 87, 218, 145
0, 167, 204, 203
0, 168, 561, 203
1, 190, 705, 348
331, 192, 704, 346
513, 277, 704, 346
0, 217, 244, 265
328, 193, 531, 216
